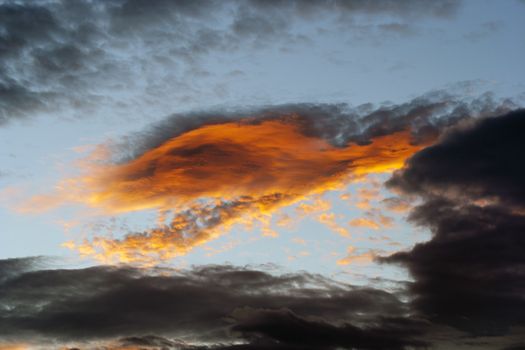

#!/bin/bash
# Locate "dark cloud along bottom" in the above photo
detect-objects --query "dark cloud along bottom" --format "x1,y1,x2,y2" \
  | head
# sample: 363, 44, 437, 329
0, 259, 426, 350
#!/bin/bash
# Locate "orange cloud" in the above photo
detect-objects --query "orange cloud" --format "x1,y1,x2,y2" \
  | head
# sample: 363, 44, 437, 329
348, 206, 395, 232
275, 213, 293, 228
23, 118, 429, 264
348, 217, 381, 230
376, 213, 394, 227
337, 246, 380, 265
317, 212, 350, 237
355, 187, 381, 209
296, 198, 332, 216
66, 194, 291, 264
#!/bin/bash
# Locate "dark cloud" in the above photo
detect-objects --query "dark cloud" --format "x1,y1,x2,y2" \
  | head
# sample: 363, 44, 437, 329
242, 0, 460, 19
228, 307, 427, 350
388, 109, 525, 208
117, 335, 197, 349
383, 110, 525, 336
0, 79, 47, 124
0, 260, 426, 349
116, 92, 514, 162
504, 344, 525, 350
0, 0, 462, 124
116, 311, 428, 350
0, 256, 47, 282
385, 200, 525, 335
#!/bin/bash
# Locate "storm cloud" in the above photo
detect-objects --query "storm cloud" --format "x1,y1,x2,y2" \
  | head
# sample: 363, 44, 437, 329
384, 109, 525, 336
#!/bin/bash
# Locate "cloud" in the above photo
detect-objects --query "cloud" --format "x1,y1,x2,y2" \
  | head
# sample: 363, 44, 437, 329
348, 218, 380, 230
348, 209, 394, 231
228, 307, 427, 350
122, 93, 507, 160
18, 94, 515, 264
388, 108, 525, 209
64, 122, 419, 263
337, 247, 378, 265
0, 259, 426, 349
0, 256, 48, 282
3, 256, 521, 349
0, 0, 463, 124
383, 109, 525, 336
318, 212, 350, 237
504, 343, 525, 350
381, 197, 412, 213
355, 185, 381, 209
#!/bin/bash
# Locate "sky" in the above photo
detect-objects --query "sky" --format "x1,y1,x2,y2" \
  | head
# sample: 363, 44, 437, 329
0, 0, 524, 349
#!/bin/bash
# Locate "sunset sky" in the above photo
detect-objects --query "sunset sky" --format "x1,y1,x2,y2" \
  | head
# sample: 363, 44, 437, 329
1, 1, 525, 349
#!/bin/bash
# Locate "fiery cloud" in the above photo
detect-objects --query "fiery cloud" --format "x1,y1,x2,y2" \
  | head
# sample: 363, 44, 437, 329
26, 117, 428, 263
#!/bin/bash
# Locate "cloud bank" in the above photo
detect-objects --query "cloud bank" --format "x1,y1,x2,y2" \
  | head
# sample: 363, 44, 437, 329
0, 257, 426, 350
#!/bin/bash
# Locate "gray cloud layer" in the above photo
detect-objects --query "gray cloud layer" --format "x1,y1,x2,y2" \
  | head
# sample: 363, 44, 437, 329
0, 258, 426, 349
0, 0, 462, 124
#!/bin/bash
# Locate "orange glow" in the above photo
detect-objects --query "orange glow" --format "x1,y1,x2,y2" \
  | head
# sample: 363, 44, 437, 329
23, 118, 430, 263
0, 345, 28, 350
